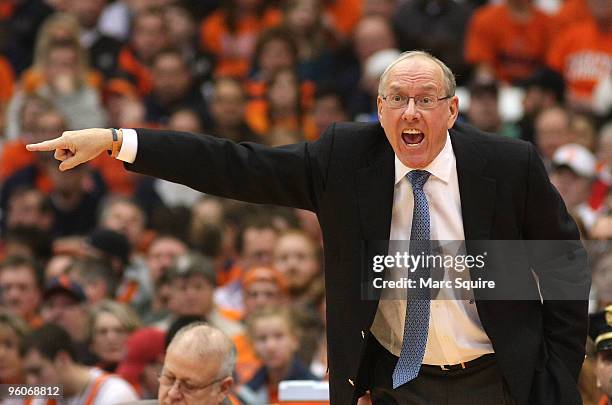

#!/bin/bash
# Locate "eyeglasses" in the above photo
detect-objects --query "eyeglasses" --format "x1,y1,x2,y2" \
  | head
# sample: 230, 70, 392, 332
381, 94, 452, 110
158, 372, 227, 396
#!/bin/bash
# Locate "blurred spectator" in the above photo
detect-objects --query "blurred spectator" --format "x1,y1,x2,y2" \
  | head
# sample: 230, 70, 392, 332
547, 0, 612, 112
164, 253, 243, 339
89, 300, 140, 373
2, 226, 53, 263
158, 322, 236, 405
465, 0, 551, 84
163, 3, 214, 85
207, 77, 259, 143
282, 0, 335, 83
199, 0, 281, 78
146, 234, 188, 291
5, 188, 54, 234
250, 27, 299, 84
518, 67, 565, 143
393, 0, 472, 85
6, 14, 108, 138
98, 197, 146, 255
145, 48, 211, 127
592, 123, 612, 210
83, 228, 131, 277
0, 94, 53, 181
68, 258, 118, 304
591, 191, 612, 240
273, 230, 322, 308
551, 0, 592, 38
232, 266, 288, 383
117, 9, 169, 96
215, 216, 279, 313
465, 79, 520, 137
22, 323, 138, 404
338, 15, 397, 119
571, 113, 598, 152
239, 308, 318, 403
0, 311, 28, 386
312, 84, 348, 138
40, 275, 94, 364
589, 308, 612, 405
65, 0, 123, 78
534, 106, 573, 171
0, 256, 43, 328
249, 67, 316, 141
116, 327, 166, 399
550, 143, 598, 234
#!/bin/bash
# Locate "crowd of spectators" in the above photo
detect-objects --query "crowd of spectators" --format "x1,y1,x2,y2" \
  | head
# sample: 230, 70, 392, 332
0, 0, 611, 404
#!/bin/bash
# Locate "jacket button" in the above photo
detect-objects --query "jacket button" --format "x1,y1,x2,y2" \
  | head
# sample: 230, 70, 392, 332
361, 330, 365, 339
348, 378, 355, 386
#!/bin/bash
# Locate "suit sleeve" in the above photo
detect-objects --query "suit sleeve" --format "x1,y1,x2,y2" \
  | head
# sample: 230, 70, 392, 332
124, 126, 335, 212
522, 142, 589, 381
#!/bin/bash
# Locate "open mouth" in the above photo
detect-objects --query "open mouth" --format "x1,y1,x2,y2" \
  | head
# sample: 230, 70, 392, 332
401, 129, 425, 146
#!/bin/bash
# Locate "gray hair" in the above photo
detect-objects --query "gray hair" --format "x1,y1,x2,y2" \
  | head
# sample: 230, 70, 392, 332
169, 321, 236, 379
377, 50, 456, 97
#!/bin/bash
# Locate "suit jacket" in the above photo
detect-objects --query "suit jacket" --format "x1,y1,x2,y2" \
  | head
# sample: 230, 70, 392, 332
126, 121, 589, 405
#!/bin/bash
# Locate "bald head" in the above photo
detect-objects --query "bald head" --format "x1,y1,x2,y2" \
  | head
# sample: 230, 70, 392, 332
168, 322, 236, 379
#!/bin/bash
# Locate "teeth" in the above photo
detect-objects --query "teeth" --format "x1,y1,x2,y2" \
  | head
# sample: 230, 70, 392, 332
402, 129, 422, 134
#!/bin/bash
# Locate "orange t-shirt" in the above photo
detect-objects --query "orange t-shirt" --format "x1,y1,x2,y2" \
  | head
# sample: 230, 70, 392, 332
465, 4, 551, 83
0, 55, 14, 103
547, 20, 612, 104
200, 8, 282, 78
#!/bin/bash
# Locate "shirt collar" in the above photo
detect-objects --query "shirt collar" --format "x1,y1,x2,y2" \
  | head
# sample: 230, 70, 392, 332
394, 132, 454, 185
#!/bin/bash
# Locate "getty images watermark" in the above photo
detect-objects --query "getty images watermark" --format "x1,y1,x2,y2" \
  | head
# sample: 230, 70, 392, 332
361, 240, 592, 301
371, 250, 495, 291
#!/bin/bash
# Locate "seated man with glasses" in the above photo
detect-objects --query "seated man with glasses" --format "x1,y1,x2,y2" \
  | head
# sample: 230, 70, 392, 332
120, 321, 237, 405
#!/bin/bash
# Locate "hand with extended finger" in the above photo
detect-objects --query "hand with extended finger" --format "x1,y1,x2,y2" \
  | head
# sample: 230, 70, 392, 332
26, 128, 119, 171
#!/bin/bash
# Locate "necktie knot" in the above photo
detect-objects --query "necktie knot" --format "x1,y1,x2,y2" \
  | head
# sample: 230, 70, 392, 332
407, 170, 430, 190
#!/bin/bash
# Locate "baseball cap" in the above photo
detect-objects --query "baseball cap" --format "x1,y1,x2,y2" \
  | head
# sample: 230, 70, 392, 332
86, 228, 131, 266
589, 306, 612, 352
552, 143, 596, 178
43, 275, 86, 302
116, 327, 166, 387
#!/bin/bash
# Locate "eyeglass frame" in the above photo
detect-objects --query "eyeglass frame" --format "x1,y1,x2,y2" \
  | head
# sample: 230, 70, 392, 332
380, 94, 453, 110
158, 371, 229, 396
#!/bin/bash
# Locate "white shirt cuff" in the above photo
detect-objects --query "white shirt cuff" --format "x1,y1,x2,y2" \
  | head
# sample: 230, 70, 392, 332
116, 128, 138, 163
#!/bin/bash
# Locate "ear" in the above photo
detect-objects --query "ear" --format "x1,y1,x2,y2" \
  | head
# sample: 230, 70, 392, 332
446, 96, 459, 129
219, 376, 233, 395
377, 96, 384, 124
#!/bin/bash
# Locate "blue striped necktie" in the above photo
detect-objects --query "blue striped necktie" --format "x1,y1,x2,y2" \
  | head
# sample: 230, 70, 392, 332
392, 169, 431, 388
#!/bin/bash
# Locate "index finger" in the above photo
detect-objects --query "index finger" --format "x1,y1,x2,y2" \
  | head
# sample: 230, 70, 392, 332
26, 137, 65, 152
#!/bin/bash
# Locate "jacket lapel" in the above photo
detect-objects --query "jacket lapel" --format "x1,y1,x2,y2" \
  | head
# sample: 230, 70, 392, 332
450, 127, 496, 241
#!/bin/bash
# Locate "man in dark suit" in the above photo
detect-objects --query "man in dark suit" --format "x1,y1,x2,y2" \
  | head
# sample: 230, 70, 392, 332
28, 51, 589, 404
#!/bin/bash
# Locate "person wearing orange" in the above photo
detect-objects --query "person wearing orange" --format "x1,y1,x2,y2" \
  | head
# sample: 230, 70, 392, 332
22, 323, 138, 405
550, 0, 592, 38
232, 266, 288, 383
200, 0, 281, 78
465, 0, 552, 84
117, 9, 169, 96
547, 0, 612, 111
0, 54, 14, 128
238, 308, 318, 404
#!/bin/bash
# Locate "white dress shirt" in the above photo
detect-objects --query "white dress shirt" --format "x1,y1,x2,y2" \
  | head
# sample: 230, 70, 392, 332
370, 133, 494, 365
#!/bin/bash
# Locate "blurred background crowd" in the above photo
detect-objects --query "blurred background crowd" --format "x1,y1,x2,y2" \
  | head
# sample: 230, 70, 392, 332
0, 0, 611, 403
